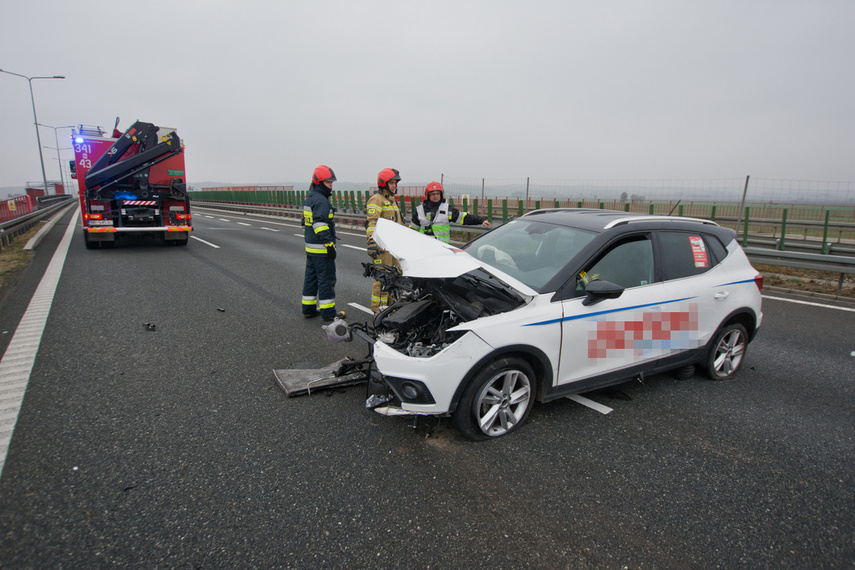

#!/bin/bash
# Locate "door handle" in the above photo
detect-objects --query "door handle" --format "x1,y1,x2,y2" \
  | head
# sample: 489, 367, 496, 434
714, 291, 730, 299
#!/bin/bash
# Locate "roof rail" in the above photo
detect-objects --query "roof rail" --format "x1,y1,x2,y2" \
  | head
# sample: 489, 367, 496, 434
603, 215, 719, 229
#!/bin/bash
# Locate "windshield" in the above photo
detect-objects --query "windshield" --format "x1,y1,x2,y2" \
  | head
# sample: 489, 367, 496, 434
462, 219, 596, 292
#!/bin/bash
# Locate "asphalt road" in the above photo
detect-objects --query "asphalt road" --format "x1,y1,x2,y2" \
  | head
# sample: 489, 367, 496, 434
0, 206, 853, 568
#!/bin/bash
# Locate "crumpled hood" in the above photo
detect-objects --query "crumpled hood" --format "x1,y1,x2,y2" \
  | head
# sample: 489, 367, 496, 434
372, 218, 538, 296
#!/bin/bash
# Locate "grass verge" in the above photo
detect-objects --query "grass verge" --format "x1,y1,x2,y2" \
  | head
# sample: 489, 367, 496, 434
0, 223, 46, 305
756, 264, 854, 299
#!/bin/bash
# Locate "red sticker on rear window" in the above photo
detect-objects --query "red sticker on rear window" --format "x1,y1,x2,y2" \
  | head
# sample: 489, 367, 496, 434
689, 236, 708, 268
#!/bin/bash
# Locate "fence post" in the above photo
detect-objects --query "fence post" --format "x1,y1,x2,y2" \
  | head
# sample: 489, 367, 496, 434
487, 198, 493, 223
649, 203, 655, 215
502, 199, 508, 223
678, 204, 684, 217
710, 205, 716, 221
535, 200, 541, 210
624, 202, 630, 212
821, 209, 830, 255
742, 207, 750, 247
473, 198, 478, 216
463, 197, 469, 213
518, 201, 524, 218
778, 208, 788, 250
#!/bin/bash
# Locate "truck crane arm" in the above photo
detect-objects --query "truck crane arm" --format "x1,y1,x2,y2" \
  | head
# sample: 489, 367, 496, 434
84, 121, 182, 191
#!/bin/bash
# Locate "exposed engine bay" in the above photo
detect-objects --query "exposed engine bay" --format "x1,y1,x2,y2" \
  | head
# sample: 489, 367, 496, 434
359, 262, 526, 357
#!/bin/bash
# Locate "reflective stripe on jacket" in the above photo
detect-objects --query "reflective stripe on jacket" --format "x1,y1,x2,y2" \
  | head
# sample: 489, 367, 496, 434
303, 186, 335, 255
366, 190, 403, 247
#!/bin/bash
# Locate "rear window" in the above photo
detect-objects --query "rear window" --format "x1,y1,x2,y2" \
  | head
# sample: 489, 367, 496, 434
658, 231, 726, 280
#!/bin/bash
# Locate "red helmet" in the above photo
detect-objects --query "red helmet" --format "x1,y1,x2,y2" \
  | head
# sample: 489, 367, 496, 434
312, 165, 336, 185
424, 181, 444, 199
377, 168, 401, 189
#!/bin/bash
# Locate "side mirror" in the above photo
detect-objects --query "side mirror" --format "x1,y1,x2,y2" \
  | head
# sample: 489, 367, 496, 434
582, 279, 624, 306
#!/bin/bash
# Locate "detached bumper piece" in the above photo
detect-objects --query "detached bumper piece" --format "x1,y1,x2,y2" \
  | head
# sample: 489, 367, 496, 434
273, 357, 373, 397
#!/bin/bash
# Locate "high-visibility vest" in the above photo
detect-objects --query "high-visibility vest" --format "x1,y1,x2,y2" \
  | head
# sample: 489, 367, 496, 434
415, 202, 451, 243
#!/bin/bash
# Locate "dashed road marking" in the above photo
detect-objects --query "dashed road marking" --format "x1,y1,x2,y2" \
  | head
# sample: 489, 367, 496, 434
190, 236, 220, 248
763, 295, 855, 313
566, 394, 613, 415
347, 303, 374, 315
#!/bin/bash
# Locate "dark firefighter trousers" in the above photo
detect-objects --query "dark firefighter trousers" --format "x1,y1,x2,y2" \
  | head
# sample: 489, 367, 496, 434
302, 254, 337, 319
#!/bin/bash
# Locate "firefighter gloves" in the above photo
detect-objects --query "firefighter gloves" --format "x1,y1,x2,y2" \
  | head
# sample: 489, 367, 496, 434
325, 242, 336, 259
367, 242, 381, 259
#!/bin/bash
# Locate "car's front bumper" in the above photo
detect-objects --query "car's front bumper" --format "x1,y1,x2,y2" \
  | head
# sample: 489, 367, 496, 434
372, 331, 494, 414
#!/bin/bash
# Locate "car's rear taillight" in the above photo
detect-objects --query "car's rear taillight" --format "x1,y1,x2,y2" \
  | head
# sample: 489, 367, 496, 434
755, 274, 764, 291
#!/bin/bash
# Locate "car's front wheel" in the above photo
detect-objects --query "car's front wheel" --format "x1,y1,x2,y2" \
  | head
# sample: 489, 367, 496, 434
454, 357, 536, 440
706, 323, 748, 380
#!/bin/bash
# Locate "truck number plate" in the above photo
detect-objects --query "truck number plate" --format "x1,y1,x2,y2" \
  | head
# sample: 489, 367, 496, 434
88, 220, 114, 226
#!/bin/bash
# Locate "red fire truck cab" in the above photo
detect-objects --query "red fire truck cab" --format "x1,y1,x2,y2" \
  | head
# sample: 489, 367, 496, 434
71, 120, 192, 248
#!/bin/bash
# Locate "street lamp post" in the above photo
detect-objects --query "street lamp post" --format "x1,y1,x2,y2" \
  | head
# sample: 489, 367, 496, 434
38, 124, 75, 193
0, 68, 65, 196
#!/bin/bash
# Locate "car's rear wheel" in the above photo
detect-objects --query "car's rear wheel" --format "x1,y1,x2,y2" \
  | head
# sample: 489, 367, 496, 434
454, 357, 536, 440
706, 323, 748, 380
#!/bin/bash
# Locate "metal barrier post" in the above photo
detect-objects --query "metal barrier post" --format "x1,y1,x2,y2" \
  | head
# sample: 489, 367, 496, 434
779, 209, 788, 250
742, 206, 750, 247
822, 210, 830, 255
502, 199, 507, 223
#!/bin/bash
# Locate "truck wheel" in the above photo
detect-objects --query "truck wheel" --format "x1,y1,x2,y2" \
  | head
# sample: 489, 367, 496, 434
453, 357, 536, 440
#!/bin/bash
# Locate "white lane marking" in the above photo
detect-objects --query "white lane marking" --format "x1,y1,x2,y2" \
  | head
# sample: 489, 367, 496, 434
342, 244, 366, 251
0, 208, 79, 479
566, 394, 613, 415
347, 303, 374, 315
237, 222, 251, 227
195, 211, 300, 229
762, 295, 855, 313
190, 236, 221, 248
260, 227, 279, 232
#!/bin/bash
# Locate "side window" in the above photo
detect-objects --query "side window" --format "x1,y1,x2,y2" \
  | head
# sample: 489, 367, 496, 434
576, 235, 654, 296
658, 231, 723, 280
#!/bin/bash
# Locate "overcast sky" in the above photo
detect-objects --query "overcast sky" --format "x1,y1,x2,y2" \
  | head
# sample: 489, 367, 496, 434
1, 0, 853, 192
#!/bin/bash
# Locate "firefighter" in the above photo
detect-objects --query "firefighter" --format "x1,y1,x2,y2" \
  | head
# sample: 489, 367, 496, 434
302, 165, 345, 321
366, 168, 405, 313
410, 181, 491, 243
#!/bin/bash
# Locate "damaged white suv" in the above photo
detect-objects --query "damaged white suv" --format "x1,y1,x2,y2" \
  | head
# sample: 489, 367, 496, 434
361, 209, 763, 440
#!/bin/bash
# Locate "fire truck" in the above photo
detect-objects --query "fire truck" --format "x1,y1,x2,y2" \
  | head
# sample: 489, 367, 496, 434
71, 119, 192, 248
